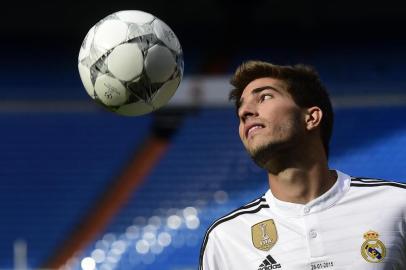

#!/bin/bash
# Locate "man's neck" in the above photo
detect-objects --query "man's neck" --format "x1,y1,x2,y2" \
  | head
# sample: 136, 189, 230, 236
268, 165, 337, 204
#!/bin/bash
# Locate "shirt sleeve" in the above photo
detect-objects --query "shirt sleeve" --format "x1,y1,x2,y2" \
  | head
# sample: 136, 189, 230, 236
401, 195, 406, 267
199, 230, 227, 270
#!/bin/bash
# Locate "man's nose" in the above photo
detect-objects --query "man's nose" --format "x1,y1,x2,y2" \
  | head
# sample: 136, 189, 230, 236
238, 101, 258, 121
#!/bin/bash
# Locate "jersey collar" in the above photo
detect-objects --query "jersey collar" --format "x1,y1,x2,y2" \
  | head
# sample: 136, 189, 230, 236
264, 170, 351, 217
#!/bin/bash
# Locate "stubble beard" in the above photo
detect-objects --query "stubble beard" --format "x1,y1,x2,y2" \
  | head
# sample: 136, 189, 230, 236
246, 114, 303, 172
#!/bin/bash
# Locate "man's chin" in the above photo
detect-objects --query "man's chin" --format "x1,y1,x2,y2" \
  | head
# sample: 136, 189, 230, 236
247, 141, 289, 169
247, 143, 274, 169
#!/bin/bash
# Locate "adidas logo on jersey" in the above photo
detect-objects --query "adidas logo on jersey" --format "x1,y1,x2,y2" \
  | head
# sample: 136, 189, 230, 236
258, 254, 282, 270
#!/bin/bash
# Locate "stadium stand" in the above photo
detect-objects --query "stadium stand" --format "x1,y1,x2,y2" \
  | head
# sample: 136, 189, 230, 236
61, 106, 406, 270
0, 112, 152, 268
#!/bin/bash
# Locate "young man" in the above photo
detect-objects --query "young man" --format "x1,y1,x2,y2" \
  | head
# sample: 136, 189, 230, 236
199, 61, 406, 270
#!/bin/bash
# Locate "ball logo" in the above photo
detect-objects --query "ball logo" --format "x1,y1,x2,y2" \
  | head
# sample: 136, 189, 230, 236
252, 219, 278, 251
105, 92, 113, 99
361, 230, 386, 263
165, 29, 175, 41
103, 82, 120, 99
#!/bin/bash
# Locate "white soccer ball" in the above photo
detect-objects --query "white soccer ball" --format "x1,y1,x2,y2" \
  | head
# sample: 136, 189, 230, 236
78, 10, 183, 116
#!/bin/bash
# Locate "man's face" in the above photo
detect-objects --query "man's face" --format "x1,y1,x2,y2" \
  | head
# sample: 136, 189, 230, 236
237, 77, 305, 167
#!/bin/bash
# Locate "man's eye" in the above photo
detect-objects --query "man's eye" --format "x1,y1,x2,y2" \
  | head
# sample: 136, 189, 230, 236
260, 94, 273, 102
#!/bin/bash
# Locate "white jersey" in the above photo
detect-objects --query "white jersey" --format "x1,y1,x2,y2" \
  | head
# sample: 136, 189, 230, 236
199, 170, 406, 270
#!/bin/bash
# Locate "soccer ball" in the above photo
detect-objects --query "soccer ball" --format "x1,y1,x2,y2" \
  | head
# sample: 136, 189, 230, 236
78, 10, 183, 116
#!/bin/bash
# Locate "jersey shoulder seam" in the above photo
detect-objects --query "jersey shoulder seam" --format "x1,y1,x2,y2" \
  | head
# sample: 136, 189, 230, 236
208, 194, 269, 232
350, 176, 406, 189
198, 194, 269, 269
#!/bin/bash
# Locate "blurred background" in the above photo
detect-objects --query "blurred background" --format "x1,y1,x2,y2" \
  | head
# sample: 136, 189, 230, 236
1, 0, 406, 269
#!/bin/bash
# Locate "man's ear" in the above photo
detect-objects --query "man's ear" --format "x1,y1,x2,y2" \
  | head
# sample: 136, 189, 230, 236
304, 106, 323, 131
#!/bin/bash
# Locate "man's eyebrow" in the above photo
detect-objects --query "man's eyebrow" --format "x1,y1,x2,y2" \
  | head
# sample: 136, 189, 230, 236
237, 85, 281, 110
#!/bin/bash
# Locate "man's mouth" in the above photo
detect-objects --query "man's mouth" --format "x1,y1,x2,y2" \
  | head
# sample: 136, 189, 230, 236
246, 124, 265, 138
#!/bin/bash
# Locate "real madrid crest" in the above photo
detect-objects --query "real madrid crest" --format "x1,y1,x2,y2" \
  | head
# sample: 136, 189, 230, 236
252, 219, 278, 251
361, 230, 386, 263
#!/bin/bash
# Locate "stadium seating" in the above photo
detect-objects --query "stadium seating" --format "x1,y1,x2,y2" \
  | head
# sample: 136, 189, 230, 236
68, 106, 406, 270
0, 112, 152, 268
